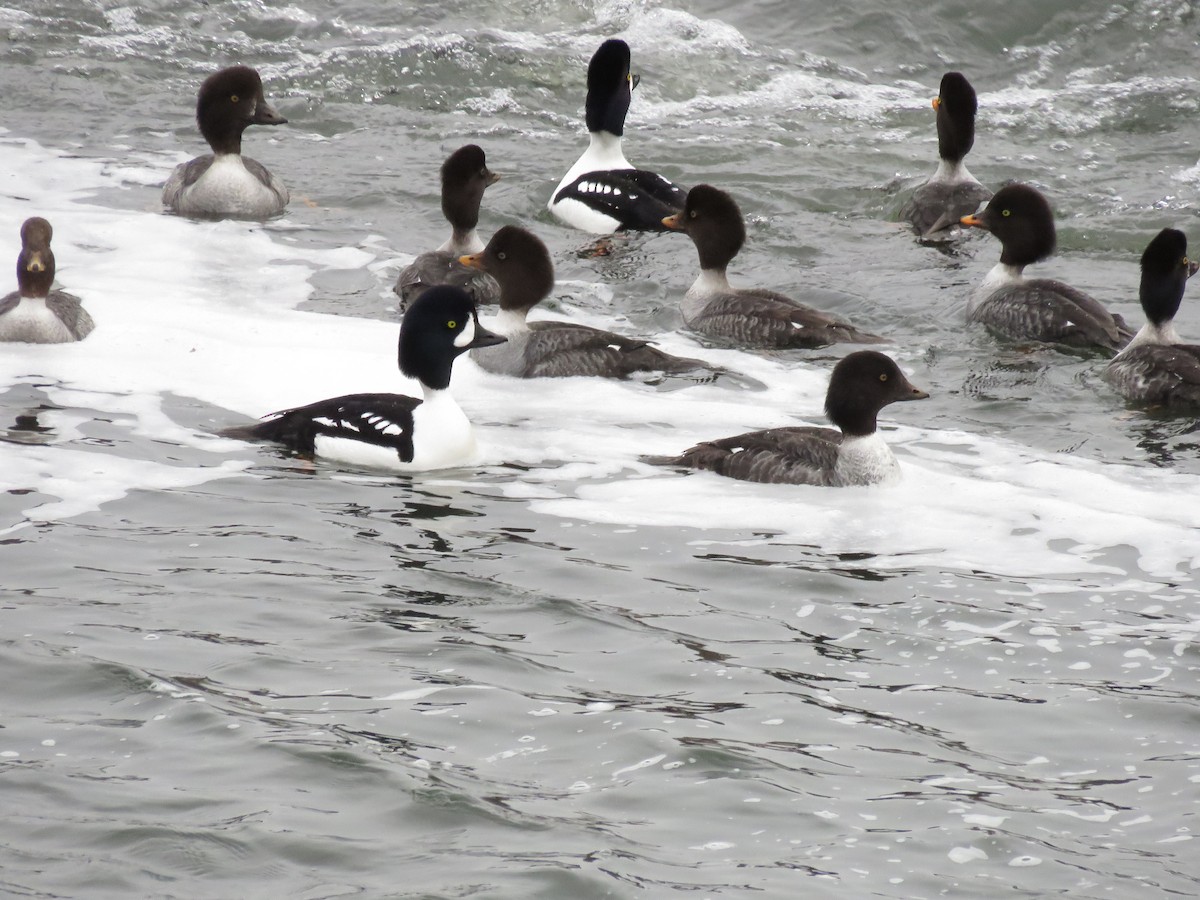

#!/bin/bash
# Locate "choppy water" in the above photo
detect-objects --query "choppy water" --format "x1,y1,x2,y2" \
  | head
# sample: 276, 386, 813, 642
2, 1, 1199, 897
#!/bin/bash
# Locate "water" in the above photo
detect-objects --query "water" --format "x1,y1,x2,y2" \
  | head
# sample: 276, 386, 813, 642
2, 1, 1199, 896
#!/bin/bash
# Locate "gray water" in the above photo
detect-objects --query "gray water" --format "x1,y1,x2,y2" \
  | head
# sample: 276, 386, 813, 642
2, 1, 1200, 897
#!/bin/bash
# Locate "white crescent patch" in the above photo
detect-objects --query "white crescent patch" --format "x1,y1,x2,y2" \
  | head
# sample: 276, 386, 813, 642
453, 316, 476, 348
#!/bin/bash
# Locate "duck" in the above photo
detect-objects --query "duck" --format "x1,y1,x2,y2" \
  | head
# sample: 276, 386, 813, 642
0, 217, 94, 343
162, 65, 290, 219
960, 183, 1133, 351
222, 286, 505, 471
1103, 228, 1200, 406
663, 184, 886, 348
395, 144, 501, 308
459, 225, 725, 380
646, 351, 928, 486
548, 38, 686, 234
900, 72, 992, 242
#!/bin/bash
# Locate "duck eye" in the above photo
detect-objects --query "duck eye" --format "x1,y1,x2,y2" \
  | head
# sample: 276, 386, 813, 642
689, 210, 697, 219
447, 320, 457, 329
1001, 209, 1011, 217
497, 251, 506, 261
230, 94, 240, 103
1183, 256, 1191, 266
879, 373, 889, 382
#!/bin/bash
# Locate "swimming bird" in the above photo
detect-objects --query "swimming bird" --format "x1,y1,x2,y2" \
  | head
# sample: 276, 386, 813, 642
460, 225, 725, 380
900, 72, 992, 242
960, 183, 1133, 351
548, 38, 686, 233
223, 286, 505, 471
646, 351, 928, 486
663, 184, 886, 348
162, 65, 290, 219
395, 144, 501, 308
1104, 228, 1200, 406
0, 217, 94, 343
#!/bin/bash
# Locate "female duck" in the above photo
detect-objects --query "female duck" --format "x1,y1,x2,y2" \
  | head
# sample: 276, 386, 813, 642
900, 72, 992, 242
647, 351, 928, 486
0, 217, 94, 343
960, 183, 1132, 351
395, 144, 501, 308
461, 225, 723, 380
163, 65, 290, 219
1104, 228, 1200, 406
664, 184, 885, 349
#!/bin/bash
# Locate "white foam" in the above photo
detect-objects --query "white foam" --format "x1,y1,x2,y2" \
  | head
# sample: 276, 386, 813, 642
1, 134, 1198, 586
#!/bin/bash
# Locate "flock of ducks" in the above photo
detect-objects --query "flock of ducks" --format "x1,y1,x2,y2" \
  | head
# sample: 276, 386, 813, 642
5, 42, 1199, 488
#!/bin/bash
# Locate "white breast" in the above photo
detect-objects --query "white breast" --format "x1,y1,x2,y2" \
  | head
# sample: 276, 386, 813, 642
834, 433, 901, 486
179, 154, 285, 218
0, 297, 76, 343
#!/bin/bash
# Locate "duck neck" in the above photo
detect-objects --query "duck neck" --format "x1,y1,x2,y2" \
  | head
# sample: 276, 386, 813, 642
491, 306, 530, 335
439, 228, 484, 255
970, 262, 1023, 311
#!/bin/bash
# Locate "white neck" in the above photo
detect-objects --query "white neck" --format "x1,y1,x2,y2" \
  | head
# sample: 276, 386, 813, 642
970, 262, 1024, 311
560, 131, 631, 185
1116, 320, 1182, 357
438, 228, 484, 255
682, 267, 733, 321
931, 157, 977, 184
491, 307, 530, 335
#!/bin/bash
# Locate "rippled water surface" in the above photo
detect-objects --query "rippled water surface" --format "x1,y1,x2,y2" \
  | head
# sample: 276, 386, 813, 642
2, 1, 1199, 897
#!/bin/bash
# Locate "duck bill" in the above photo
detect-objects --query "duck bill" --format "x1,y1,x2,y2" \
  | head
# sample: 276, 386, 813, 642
932, 97, 941, 110
467, 318, 507, 349
459, 252, 485, 271
1188, 260, 1199, 279
485, 170, 501, 187
900, 378, 930, 401
24, 250, 46, 273
253, 99, 288, 126
959, 213, 987, 230
661, 213, 684, 231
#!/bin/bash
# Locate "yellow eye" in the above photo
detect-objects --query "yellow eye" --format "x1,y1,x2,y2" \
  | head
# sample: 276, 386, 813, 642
447, 320, 457, 329
497, 251, 506, 261
230, 94, 240, 103
689, 209, 698, 219
879, 373, 889, 382
1001, 209, 1011, 217
1183, 256, 1191, 266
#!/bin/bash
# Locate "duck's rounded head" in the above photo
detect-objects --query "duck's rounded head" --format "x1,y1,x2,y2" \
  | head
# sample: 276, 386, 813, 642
459, 225, 555, 313
16, 216, 55, 297
1139, 227, 1197, 326
196, 65, 287, 153
961, 183, 1056, 267
399, 285, 506, 389
824, 351, 929, 437
663, 184, 745, 270
934, 72, 979, 163
440, 144, 499, 232
586, 39, 638, 136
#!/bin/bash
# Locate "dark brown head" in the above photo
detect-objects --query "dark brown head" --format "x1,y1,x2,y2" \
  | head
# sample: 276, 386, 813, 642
1139, 227, 1196, 327
824, 351, 929, 437
459, 225, 555, 313
934, 72, 979, 164
663, 184, 745, 271
15, 216, 55, 298
440, 144, 499, 234
196, 65, 288, 155
961, 183, 1056, 268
